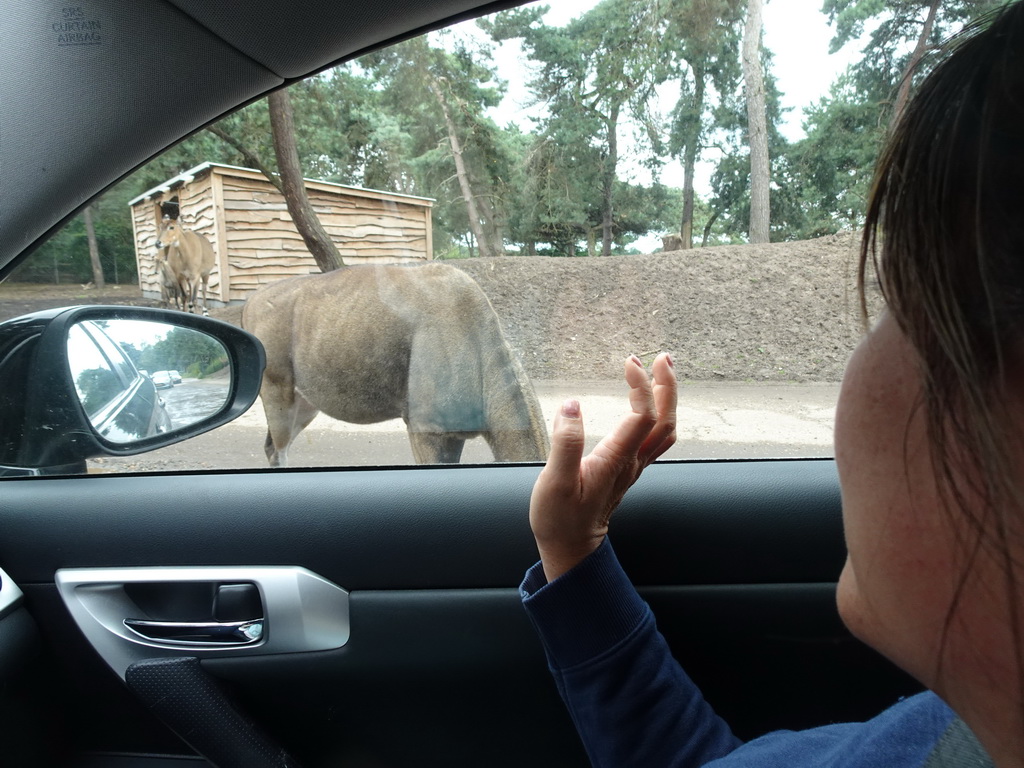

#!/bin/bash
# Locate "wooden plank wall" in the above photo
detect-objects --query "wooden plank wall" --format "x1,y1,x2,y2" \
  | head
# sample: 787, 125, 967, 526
133, 166, 432, 306
222, 173, 430, 302
133, 199, 163, 298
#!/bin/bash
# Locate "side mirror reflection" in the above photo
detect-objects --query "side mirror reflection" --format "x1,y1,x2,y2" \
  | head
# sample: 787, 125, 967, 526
67, 319, 231, 445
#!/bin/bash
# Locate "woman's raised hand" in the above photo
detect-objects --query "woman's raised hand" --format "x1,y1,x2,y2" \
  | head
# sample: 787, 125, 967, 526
530, 353, 677, 583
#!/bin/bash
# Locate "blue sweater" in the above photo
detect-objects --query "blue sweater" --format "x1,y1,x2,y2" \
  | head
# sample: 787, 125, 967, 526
520, 539, 989, 768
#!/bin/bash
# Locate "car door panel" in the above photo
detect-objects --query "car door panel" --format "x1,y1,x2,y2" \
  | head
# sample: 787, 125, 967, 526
2, 461, 842, 585
1, 460, 918, 766
0, 602, 71, 766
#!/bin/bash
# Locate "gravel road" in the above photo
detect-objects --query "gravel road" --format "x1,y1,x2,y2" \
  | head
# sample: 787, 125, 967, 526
87, 380, 840, 473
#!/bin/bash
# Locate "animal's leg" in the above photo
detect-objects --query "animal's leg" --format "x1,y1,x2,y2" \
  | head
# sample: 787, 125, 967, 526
199, 276, 210, 316
263, 429, 276, 463
483, 430, 548, 462
261, 388, 318, 467
407, 432, 466, 464
176, 277, 189, 313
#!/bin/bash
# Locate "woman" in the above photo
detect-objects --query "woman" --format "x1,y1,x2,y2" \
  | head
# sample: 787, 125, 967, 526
522, 4, 1024, 766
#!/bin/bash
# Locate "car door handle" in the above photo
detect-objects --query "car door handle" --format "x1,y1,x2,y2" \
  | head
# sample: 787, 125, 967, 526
57, 566, 349, 680
124, 617, 264, 646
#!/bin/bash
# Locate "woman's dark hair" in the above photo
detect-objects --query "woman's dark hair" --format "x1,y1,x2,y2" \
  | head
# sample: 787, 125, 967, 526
860, 0, 1024, 679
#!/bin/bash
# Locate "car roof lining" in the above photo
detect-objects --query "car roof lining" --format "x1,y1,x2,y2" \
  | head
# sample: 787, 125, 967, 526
0, 0, 522, 281
164, 0, 526, 80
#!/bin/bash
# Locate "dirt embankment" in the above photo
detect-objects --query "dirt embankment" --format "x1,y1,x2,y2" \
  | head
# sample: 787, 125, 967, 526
453, 231, 875, 382
0, 232, 876, 383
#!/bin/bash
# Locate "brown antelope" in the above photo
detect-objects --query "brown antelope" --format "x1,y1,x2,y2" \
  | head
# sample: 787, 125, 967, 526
154, 216, 216, 315
242, 263, 549, 465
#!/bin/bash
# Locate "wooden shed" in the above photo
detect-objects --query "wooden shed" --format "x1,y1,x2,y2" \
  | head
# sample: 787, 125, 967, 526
129, 162, 434, 307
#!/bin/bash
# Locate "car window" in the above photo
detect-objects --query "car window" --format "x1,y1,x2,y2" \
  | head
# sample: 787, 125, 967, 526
68, 323, 132, 419
83, 321, 139, 386
2, 0, 910, 475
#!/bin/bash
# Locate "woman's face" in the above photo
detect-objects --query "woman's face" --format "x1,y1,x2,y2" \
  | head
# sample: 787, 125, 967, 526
833, 311, 1013, 696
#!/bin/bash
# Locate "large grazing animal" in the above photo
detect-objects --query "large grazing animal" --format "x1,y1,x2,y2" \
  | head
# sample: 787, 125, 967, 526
242, 263, 550, 465
154, 217, 216, 315
155, 249, 183, 311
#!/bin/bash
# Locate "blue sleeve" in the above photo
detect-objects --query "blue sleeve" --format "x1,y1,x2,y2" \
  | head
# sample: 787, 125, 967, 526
521, 538, 743, 768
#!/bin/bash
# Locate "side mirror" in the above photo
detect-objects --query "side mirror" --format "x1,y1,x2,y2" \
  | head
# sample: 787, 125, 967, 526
0, 306, 265, 475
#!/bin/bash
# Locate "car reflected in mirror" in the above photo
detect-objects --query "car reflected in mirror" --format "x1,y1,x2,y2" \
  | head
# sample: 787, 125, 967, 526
67, 319, 232, 445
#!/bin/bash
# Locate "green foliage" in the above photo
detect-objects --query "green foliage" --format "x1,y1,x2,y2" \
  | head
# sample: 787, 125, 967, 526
488, 0, 667, 255
825, 0, 1005, 124
202, 357, 230, 378
783, 74, 885, 236
706, 48, 810, 240
28, 0, 1005, 272
139, 328, 224, 377
20, 191, 138, 285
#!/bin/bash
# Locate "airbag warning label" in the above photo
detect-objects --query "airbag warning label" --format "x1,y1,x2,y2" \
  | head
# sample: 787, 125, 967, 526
54, 7, 102, 46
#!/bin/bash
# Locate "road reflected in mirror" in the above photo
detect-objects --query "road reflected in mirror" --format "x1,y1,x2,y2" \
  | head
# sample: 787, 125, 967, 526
67, 319, 231, 444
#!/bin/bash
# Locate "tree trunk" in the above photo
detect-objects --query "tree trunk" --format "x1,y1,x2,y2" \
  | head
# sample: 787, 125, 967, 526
477, 194, 505, 257
83, 204, 105, 289
742, 0, 770, 244
680, 71, 706, 250
702, 210, 720, 248
890, 0, 940, 131
427, 76, 497, 258
601, 103, 621, 257
268, 89, 344, 272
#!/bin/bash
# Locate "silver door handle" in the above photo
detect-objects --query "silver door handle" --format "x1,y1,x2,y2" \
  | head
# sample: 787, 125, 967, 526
124, 618, 264, 646
58, 566, 349, 680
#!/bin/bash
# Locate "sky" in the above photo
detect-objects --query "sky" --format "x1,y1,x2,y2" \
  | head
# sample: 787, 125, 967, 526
762, 0, 863, 141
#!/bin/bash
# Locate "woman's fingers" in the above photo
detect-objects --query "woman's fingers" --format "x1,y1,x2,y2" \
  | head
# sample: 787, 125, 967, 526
591, 356, 659, 459
639, 353, 678, 465
540, 399, 586, 489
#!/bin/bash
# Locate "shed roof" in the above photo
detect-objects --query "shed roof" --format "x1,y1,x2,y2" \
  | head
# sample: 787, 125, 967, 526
128, 162, 435, 208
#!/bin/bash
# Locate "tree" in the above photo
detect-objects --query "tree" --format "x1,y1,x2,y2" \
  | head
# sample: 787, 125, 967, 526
706, 48, 798, 241
268, 89, 345, 272
363, 33, 512, 257
188, 84, 357, 273
784, 74, 886, 237
741, 0, 770, 243
418, 40, 499, 257
824, 0, 1001, 128
487, 0, 663, 256
139, 327, 226, 375
660, 0, 743, 248
508, 118, 605, 256
82, 204, 106, 289
20, 186, 139, 285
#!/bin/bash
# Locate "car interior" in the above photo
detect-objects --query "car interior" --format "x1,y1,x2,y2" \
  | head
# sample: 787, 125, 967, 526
1, 1, 921, 767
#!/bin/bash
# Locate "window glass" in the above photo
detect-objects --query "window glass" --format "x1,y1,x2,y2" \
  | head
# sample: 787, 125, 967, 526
68, 323, 128, 419
85, 322, 138, 385
2, 0, 917, 474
